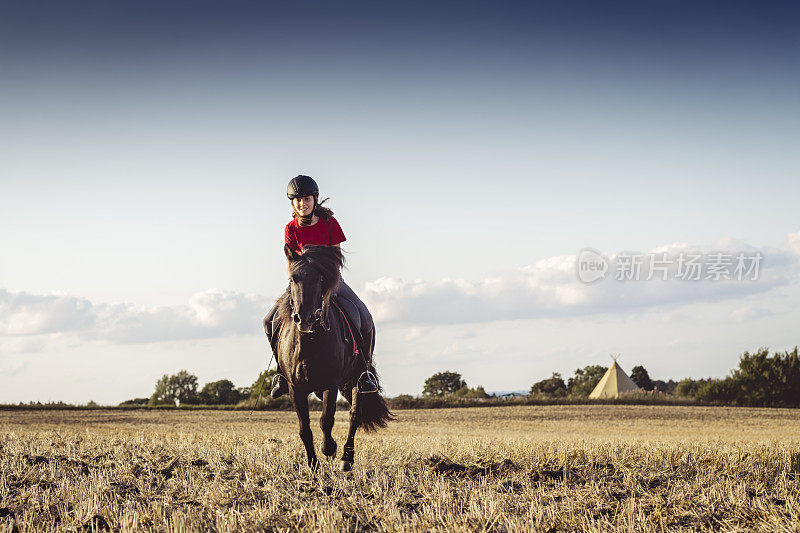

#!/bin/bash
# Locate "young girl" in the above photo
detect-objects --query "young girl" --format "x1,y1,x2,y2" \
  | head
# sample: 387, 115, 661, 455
263, 175, 376, 398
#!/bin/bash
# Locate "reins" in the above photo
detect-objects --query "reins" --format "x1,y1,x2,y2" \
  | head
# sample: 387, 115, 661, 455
249, 349, 274, 415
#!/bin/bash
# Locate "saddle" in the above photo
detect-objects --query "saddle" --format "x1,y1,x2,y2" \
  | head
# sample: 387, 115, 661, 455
330, 295, 372, 359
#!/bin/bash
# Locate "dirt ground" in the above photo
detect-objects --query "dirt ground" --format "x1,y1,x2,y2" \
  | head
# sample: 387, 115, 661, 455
1, 405, 799, 531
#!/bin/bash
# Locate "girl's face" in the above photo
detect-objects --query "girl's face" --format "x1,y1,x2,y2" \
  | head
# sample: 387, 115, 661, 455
292, 195, 315, 217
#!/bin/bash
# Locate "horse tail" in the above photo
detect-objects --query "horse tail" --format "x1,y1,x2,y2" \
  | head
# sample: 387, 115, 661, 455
357, 369, 396, 432
357, 392, 395, 432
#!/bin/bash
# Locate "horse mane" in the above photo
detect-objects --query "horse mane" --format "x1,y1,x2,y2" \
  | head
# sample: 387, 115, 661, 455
276, 245, 345, 326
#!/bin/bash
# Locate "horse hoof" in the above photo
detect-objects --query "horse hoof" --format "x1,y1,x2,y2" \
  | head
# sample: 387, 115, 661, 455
323, 441, 337, 458
309, 458, 319, 471
340, 460, 353, 472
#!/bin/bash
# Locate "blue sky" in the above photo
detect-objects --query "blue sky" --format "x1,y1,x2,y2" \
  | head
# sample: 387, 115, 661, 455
1, 1, 799, 403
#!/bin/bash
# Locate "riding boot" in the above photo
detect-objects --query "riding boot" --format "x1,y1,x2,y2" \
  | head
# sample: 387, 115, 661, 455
269, 325, 289, 399
270, 372, 289, 399
358, 371, 378, 393
267, 310, 289, 399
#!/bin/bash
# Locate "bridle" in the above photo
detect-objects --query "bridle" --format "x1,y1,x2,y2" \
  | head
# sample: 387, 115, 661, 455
288, 277, 331, 332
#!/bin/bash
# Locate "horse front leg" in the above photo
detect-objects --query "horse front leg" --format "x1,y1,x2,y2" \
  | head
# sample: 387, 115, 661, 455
340, 384, 359, 472
292, 388, 318, 470
320, 386, 338, 459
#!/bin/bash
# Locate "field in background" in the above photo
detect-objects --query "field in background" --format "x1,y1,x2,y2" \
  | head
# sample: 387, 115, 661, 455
2, 405, 799, 531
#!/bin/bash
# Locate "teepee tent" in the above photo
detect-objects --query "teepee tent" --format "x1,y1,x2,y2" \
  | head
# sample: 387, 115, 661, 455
589, 357, 640, 399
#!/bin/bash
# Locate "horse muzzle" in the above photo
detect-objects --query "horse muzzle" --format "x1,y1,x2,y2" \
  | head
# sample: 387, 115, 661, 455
293, 307, 325, 334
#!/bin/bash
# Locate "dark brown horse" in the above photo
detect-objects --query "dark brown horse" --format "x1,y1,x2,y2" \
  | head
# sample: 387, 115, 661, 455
275, 243, 394, 470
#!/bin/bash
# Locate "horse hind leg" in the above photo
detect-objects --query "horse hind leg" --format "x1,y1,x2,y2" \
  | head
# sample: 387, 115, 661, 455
340, 384, 359, 472
320, 387, 338, 459
292, 389, 318, 470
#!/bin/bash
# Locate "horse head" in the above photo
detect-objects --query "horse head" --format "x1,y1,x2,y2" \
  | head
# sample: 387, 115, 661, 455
283, 244, 344, 334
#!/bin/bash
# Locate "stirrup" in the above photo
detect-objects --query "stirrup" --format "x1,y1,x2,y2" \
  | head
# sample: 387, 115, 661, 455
357, 370, 378, 394
270, 373, 288, 399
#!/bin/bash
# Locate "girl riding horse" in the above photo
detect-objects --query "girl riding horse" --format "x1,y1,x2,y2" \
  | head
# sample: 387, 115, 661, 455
263, 175, 377, 398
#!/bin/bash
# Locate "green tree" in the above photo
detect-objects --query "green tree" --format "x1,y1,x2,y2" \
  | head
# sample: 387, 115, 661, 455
670, 347, 800, 406
150, 374, 175, 406
674, 378, 699, 397
694, 377, 735, 404
567, 365, 607, 397
171, 370, 199, 405
199, 379, 243, 405
454, 385, 490, 399
148, 370, 199, 406
530, 373, 567, 397
778, 346, 800, 406
119, 398, 148, 406
630, 365, 653, 390
249, 369, 278, 400
730, 346, 800, 407
651, 379, 677, 394
422, 371, 467, 397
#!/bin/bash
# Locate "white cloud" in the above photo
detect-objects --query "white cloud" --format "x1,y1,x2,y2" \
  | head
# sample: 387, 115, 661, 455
402, 326, 425, 342
2, 233, 799, 351
363, 235, 800, 324
96, 289, 269, 343
788, 230, 800, 256
0, 336, 48, 354
0, 288, 271, 346
0, 358, 27, 376
0, 289, 96, 335
728, 306, 773, 323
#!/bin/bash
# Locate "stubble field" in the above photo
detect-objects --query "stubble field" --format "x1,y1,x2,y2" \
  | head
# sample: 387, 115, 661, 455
1, 405, 800, 532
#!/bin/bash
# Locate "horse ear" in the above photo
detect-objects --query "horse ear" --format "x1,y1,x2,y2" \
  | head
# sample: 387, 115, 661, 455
284, 244, 300, 261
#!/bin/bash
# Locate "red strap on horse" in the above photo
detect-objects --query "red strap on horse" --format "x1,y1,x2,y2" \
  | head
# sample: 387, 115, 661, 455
330, 299, 359, 358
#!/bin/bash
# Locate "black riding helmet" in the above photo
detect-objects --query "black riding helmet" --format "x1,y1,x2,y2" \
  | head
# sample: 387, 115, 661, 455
287, 175, 319, 199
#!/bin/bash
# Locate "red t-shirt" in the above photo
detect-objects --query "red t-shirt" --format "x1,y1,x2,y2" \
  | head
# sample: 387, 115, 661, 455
285, 216, 346, 255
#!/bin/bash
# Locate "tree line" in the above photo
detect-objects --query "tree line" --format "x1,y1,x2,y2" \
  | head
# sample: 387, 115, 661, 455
528, 347, 800, 407
529, 364, 664, 397
121, 369, 280, 407
121, 346, 799, 409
